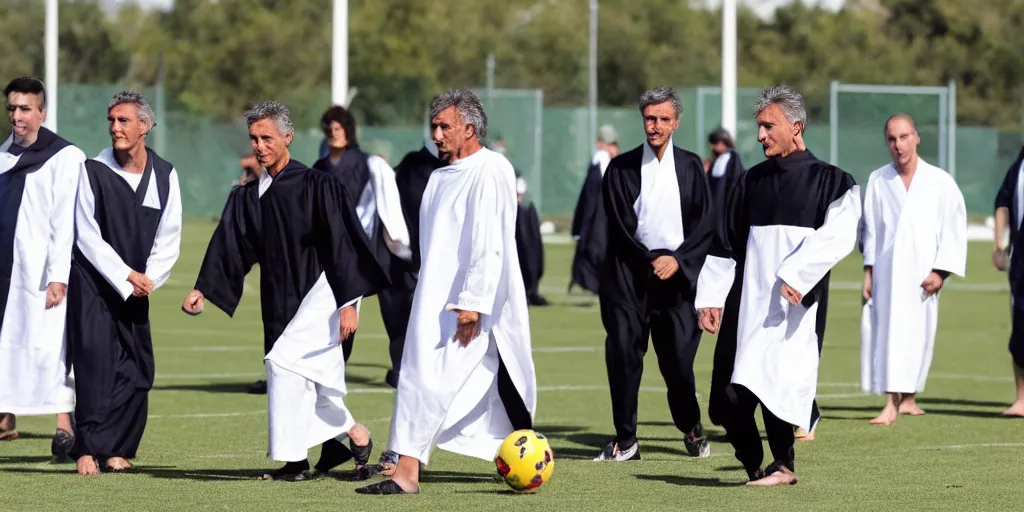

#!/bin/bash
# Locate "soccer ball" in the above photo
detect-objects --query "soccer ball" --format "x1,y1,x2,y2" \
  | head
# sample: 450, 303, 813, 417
494, 429, 554, 492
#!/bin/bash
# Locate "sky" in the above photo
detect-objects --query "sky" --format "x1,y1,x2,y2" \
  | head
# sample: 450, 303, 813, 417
107, 0, 849, 18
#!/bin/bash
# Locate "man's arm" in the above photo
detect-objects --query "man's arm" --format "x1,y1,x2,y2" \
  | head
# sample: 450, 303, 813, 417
602, 161, 655, 266
451, 169, 509, 316
144, 169, 183, 293
74, 165, 137, 301
190, 185, 260, 316
44, 147, 84, 306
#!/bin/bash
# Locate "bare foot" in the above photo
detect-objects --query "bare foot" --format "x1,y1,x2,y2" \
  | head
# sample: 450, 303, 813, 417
869, 404, 898, 425
898, 399, 926, 416
106, 457, 134, 471
795, 430, 815, 442
746, 467, 798, 486
1001, 402, 1024, 417
77, 456, 100, 476
348, 424, 370, 447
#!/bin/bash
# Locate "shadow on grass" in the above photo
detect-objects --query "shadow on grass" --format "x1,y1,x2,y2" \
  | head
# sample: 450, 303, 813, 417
154, 382, 255, 394
636, 474, 745, 487
0, 455, 57, 464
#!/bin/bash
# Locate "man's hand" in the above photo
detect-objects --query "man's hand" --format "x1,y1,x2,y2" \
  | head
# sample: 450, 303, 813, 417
781, 281, 802, 306
993, 248, 1009, 272
863, 268, 873, 301
921, 272, 944, 296
182, 289, 204, 315
453, 309, 481, 347
652, 255, 680, 280
698, 308, 722, 334
45, 282, 66, 309
128, 270, 154, 297
339, 305, 359, 342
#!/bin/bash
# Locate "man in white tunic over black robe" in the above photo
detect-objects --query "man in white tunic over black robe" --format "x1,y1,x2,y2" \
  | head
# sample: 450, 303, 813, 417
68, 91, 182, 475
861, 114, 967, 425
183, 101, 390, 481
0, 77, 83, 459
355, 89, 536, 495
696, 85, 861, 486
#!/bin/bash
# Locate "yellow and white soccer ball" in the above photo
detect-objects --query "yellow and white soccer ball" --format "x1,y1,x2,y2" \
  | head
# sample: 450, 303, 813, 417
494, 429, 554, 492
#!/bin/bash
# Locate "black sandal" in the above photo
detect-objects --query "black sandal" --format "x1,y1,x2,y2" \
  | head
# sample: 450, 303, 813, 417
354, 479, 418, 495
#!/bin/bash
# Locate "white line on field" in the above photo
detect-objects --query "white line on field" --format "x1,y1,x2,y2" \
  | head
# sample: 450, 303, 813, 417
918, 443, 1024, 450
931, 373, 1015, 383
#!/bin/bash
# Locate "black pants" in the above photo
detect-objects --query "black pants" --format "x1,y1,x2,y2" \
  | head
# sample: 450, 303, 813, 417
342, 273, 416, 373
602, 301, 702, 442
724, 384, 795, 476
498, 356, 533, 430
1011, 303, 1024, 369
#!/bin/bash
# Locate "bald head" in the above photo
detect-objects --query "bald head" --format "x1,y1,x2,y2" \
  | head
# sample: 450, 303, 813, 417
884, 114, 917, 135
884, 113, 920, 172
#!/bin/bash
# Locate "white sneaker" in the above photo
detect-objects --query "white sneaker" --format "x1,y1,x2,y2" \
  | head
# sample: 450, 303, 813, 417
593, 440, 640, 461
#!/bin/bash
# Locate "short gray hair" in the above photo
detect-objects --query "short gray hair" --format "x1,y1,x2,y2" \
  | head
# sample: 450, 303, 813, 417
244, 100, 294, 137
638, 86, 682, 119
108, 90, 156, 129
429, 89, 488, 140
753, 84, 807, 128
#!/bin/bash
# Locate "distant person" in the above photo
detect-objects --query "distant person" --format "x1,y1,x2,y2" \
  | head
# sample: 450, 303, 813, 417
570, 124, 619, 294
706, 127, 745, 212
515, 175, 548, 306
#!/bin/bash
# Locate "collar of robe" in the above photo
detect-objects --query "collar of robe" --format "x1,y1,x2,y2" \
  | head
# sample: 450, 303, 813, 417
3, 127, 60, 156
772, 149, 817, 170
271, 159, 307, 178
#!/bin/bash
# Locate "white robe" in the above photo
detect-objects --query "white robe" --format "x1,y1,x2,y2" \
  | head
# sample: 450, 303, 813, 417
860, 159, 967, 394
388, 147, 536, 465
0, 135, 83, 415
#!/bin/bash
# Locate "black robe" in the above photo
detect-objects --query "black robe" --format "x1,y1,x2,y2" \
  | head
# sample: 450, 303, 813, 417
516, 201, 545, 301
0, 128, 71, 328
994, 145, 1024, 368
68, 149, 173, 461
193, 160, 388, 356
569, 161, 607, 293
706, 149, 745, 214
394, 146, 443, 272
707, 150, 855, 427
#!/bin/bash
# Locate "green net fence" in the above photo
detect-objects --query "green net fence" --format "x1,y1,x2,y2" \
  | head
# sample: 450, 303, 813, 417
48, 83, 1022, 220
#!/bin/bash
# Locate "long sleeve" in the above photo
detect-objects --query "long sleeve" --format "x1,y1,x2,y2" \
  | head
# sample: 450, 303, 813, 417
45, 147, 84, 285
74, 168, 135, 300
994, 155, 1018, 212
861, 177, 878, 267
367, 155, 412, 261
776, 183, 863, 296
453, 170, 509, 316
144, 169, 182, 291
695, 171, 745, 309
932, 180, 968, 277
311, 173, 389, 309
193, 185, 260, 317
602, 162, 654, 267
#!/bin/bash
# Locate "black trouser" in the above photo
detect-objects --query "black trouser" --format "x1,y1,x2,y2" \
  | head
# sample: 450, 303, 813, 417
602, 301, 703, 443
724, 384, 795, 477
377, 271, 417, 375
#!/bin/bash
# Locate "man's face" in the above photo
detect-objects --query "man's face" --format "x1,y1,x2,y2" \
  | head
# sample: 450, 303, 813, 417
108, 103, 148, 152
885, 118, 919, 169
430, 106, 471, 163
710, 141, 729, 157
608, 143, 620, 158
6, 92, 45, 140
642, 102, 679, 150
756, 103, 801, 158
324, 120, 348, 150
249, 118, 293, 170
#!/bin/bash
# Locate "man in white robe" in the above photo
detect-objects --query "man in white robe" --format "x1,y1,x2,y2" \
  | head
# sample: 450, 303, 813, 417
355, 89, 536, 495
860, 114, 967, 425
697, 85, 861, 486
0, 77, 83, 460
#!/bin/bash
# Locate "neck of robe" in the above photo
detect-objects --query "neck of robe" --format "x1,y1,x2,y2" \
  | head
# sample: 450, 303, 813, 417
778, 137, 807, 158
653, 142, 670, 162
449, 139, 484, 163
12, 130, 39, 148
267, 148, 293, 177
895, 156, 919, 176
329, 146, 346, 166
114, 142, 149, 174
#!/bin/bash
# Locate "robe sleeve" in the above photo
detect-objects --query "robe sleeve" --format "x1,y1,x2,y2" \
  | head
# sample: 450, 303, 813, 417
45, 147, 84, 286
776, 177, 862, 296
74, 167, 135, 301
995, 156, 1019, 212
651, 153, 715, 291
193, 185, 259, 317
310, 173, 389, 308
932, 178, 968, 277
602, 161, 654, 266
451, 169, 510, 316
145, 168, 183, 291
695, 171, 747, 309
861, 174, 878, 268
367, 155, 412, 261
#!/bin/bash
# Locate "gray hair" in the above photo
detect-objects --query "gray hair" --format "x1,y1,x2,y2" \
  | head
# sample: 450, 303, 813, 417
638, 86, 683, 119
429, 89, 488, 140
243, 100, 294, 137
753, 84, 807, 128
108, 90, 156, 129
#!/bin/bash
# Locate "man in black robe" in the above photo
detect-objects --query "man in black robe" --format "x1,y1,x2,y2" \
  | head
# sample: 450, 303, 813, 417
515, 175, 548, 306
68, 90, 183, 475
594, 86, 715, 462
312, 106, 411, 389
992, 143, 1024, 417
697, 85, 861, 486
569, 125, 619, 294
183, 101, 389, 481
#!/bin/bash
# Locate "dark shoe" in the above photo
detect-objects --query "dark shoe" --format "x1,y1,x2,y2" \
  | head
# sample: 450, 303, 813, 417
260, 460, 312, 481
350, 437, 373, 467
247, 380, 267, 395
354, 479, 418, 494
51, 429, 74, 463
527, 293, 550, 306
313, 438, 353, 473
683, 424, 711, 458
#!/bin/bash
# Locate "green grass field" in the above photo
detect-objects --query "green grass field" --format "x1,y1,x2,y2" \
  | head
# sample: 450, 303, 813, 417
1, 220, 1020, 511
